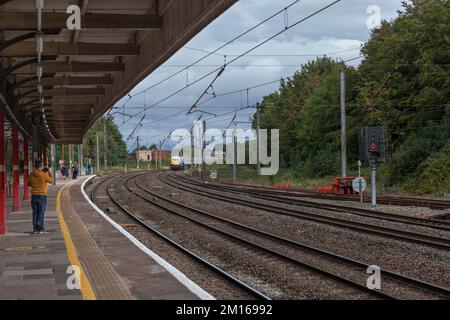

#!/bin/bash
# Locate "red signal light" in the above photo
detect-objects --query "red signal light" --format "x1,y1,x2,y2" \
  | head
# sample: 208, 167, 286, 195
370, 143, 377, 151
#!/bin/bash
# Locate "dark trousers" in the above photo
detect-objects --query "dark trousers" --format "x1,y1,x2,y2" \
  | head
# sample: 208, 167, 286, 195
31, 196, 48, 232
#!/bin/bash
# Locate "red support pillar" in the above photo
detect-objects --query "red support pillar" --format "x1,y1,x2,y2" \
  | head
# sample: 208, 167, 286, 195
0, 108, 7, 235
12, 128, 20, 212
23, 137, 30, 201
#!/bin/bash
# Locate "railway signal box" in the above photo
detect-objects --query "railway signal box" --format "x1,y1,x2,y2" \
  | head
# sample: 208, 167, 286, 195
359, 126, 387, 163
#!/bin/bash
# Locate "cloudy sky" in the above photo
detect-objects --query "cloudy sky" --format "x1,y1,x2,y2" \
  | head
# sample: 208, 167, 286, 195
111, 0, 406, 150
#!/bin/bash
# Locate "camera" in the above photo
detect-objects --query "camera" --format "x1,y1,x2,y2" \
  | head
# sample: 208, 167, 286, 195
42, 167, 49, 173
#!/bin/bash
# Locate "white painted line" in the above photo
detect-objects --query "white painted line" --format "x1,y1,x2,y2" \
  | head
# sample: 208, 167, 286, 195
80, 176, 215, 301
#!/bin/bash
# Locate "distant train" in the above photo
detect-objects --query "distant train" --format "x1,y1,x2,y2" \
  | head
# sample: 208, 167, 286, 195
170, 156, 185, 171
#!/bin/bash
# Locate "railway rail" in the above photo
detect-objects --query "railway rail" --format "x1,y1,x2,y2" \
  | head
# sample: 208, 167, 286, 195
223, 181, 450, 210
89, 173, 450, 299
143, 173, 450, 299
161, 173, 450, 251
172, 174, 450, 232
90, 174, 270, 300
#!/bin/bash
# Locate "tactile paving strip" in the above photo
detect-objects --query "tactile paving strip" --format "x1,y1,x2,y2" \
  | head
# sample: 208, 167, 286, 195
60, 182, 134, 300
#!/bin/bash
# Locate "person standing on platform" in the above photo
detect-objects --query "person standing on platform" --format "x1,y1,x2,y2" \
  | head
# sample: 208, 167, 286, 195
28, 161, 53, 234
71, 164, 79, 180
60, 162, 66, 181
62, 165, 69, 180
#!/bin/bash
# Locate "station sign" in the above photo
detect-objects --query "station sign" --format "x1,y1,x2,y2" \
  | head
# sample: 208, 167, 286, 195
352, 177, 367, 193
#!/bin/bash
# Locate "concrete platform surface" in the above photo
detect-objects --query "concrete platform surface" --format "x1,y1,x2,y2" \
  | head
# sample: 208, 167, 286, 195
0, 176, 205, 300
0, 184, 82, 300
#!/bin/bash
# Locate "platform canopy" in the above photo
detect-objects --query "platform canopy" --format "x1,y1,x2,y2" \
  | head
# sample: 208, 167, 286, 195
0, 0, 236, 144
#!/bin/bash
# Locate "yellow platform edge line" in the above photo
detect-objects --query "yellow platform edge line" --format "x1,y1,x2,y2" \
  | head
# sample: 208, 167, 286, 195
56, 182, 97, 300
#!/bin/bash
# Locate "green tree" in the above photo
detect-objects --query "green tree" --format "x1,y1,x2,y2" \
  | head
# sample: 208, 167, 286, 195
357, 0, 450, 189
254, 0, 450, 194
83, 116, 127, 167
254, 57, 342, 168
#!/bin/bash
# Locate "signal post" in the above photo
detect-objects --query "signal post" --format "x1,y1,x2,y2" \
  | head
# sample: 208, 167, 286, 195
359, 126, 387, 208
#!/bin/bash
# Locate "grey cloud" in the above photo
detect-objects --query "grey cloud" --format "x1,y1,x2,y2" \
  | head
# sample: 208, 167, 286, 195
114, 0, 405, 148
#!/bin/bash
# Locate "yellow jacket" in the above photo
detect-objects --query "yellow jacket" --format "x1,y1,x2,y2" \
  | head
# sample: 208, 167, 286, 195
28, 169, 53, 196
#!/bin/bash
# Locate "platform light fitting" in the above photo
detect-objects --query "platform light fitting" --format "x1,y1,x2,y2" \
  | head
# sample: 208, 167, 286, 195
37, 84, 43, 94
40, 97, 45, 105
35, 33, 44, 54
36, 64, 43, 78
35, 0, 44, 9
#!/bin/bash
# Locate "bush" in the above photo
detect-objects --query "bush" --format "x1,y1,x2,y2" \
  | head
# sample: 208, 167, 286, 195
383, 127, 447, 187
414, 145, 450, 195
297, 143, 339, 178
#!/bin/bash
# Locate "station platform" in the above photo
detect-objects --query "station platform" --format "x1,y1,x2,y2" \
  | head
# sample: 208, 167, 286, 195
0, 177, 209, 300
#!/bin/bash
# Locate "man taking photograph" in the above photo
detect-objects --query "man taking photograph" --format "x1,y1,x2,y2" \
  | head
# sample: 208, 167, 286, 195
28, 161, 53, 234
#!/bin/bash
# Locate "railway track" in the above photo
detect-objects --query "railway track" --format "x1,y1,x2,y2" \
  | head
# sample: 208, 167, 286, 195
127, 174, 396, 299
223, 181, 450, 210
173, 173, 450, 232
135, 173, 449, 299
89, 173, 450, 299
161, 173, 450, 251
90, 174, 270, 300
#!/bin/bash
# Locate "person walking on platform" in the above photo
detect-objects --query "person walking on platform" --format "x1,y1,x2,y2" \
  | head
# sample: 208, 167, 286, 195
28, 161, 53, 234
